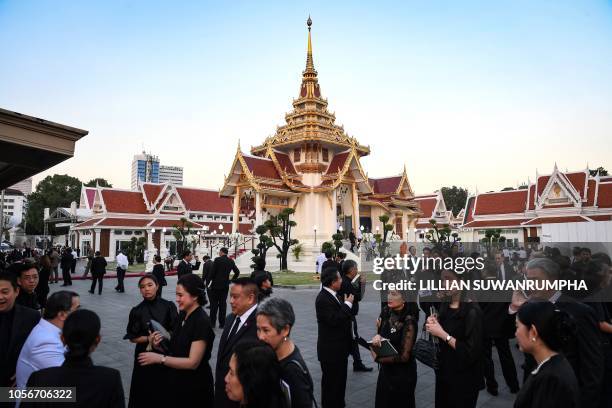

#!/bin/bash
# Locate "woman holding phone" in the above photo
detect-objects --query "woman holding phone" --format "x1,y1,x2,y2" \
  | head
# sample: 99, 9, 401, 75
124, 274, 178, 408
371, 290, 418, 408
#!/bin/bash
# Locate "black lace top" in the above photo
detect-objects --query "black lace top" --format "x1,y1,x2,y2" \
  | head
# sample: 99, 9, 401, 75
376, 305, 416, 364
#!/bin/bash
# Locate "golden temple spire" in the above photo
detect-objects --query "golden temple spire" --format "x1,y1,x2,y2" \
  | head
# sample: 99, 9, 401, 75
305, 16, 315, 72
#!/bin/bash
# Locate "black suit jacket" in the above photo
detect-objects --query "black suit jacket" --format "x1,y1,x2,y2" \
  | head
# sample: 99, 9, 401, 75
176, 260, 192, 278
339, 275, 362, 316
90, 256, 107, 276
202, 259, 213, 283
209, 256, 240, 290
1, 304, 40, 386
214, 308, 258, 408
23, 358, 124, 408
316, 289, 353, 362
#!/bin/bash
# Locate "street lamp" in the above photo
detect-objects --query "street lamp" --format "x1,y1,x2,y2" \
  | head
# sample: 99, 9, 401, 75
313, 225, 318, 246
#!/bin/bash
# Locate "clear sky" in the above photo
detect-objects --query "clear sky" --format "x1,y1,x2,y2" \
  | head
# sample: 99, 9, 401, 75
1, 0, 611, 194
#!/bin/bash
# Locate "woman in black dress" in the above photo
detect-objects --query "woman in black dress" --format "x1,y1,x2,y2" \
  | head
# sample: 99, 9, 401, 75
37, 253, 52, 309
256, 297, 314, 408
371, 290, 417, 408
124, 274, 177, 408
151, 255, 166, 298
138, 274, 215, 406
224, 340, 288, 408
426, 268, 484, 408
513, 301, 579, 408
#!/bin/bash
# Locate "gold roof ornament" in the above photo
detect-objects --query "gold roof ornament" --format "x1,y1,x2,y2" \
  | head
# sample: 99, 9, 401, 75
250, 18, 370, 156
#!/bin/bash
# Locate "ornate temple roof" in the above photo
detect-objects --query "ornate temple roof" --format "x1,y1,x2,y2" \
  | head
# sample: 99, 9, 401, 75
250, 18, 370, 156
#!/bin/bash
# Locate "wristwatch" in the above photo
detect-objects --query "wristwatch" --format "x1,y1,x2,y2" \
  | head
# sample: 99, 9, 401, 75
161, 355, 167, 365
445, 334, 452, 344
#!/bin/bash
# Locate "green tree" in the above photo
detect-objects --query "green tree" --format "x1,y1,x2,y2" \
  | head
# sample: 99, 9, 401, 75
25, 174, 82, 235
332, 232, 344, 256
377, 214, 394, 257
481, 229, 506, 253
262, 208, 298, 270
425, 219, 458, 244
251, 225, 274, 269
589, 166, 608, 177
441, 186, 468, 217
127, 236, 147, 264
172, 217, 194, 255
84, 178, 113, 188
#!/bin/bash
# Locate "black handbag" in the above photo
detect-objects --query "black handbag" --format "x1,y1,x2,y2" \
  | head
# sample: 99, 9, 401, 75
414, 307, 440, 369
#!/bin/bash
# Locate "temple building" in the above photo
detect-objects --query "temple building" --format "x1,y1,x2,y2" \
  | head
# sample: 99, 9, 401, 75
220, 18, 421, 246
460, 165, 612, 244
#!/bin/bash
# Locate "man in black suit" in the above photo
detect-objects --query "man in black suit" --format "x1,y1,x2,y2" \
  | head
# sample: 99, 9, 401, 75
339, 259, 372, 372
320, 251, 336, 271
176, 250, 193, 278
511, 257, 604, 407
208, 247, 240, 328
201, 255, 213, 308
316, 266, 354, 408
0, 270, 41, 387
214, 277, 258, 408
88, 251, 107, 295
495, 251, 515, 281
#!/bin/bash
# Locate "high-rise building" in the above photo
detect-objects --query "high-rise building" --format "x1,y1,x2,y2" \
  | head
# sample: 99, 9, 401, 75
131, 152, 160, 190
159, 165, 183, 186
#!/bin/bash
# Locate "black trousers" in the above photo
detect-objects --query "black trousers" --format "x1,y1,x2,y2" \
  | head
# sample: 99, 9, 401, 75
116, 267, 126, 292
320, 359, 348, 408
61, 267, 72, 285
70, 259, 76, 274
90, 275, 103, 294
483, 337, 519, 391
350, 318, 363, 365
209, 287, 229, 327
435, 377, 479, 408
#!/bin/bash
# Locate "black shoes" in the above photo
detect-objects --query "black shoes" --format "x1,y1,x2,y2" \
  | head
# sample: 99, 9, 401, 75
88, 290, 94, 294
353, 363, 373, 372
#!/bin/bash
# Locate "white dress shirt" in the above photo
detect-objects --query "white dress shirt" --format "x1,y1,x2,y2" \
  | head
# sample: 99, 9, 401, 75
233, 303, 258, 333
16, 319, 65, 389
323, 286, 353, 309
116, 253, 129, 270
315, 253, 327, 274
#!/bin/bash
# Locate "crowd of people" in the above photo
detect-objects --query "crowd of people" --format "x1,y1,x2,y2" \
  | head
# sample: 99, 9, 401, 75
1, 239, 611, 408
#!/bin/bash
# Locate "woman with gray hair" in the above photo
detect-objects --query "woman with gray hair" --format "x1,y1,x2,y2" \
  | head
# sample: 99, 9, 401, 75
256, 297, 315, 408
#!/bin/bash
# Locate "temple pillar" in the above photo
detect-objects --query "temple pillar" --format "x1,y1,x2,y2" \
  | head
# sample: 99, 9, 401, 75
232, 187, 241, 233
402, 212, 409, 241
94, 229, 101, 252
351, 183, 360, 233
255, 192, 262, 228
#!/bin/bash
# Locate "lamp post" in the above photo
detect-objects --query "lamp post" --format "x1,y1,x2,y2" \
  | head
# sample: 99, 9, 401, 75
313, 225, 318, 246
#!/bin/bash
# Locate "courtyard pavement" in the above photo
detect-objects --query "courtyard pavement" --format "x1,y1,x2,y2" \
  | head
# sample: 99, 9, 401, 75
48, 274, 520, 407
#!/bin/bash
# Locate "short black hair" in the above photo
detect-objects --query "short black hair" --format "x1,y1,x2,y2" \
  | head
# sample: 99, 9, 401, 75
177, 274, 207, 305
341, 259, 357, 276
324, 250, 333, 259
581, 247, 592, 255
203, 255, 211, 261
0, 270, 18, 289
182, 250, 192, 258
44, 291, 79, 319
232, 277, 259, 300
63, 309, 100, 360
321, 267, 339, 287
95, 251, 101, 256
7, 262, 38, 278
154, 255, 162, 263
220, 247, 229, 255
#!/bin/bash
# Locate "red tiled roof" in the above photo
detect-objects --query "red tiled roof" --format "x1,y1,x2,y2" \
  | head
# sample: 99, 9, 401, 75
586, 179, 597, 206
528, 185, 536, 210
369, 176, 402, 195
142, 183, 164, 206
564, 172, 587, 198
273, 151, 298, 175
149, 219, 205, 229
325, 151, 350, 175
101, 190, 148, 214
464, 197, 475, 224
462, 219, 529, 228
522, 216, 587, 226
176, 187, 233, 213
75, 218, 102, 228
414, 197, 437, 218
97, 218, 151, 227
588, 214, 612, 221
473, 190, 528, 215
536, 175, 551, 196
242, 156, 281, 179
597, 183, 612, 208
85, 188, 96, 208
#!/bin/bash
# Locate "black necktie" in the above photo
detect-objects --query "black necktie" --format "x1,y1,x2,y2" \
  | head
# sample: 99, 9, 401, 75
228, 316, 240, 340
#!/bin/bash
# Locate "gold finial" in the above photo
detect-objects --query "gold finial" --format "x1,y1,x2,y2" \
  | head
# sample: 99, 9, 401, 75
305, 16, 315, 72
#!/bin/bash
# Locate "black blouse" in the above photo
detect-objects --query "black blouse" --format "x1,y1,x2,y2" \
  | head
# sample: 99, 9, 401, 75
436, 301, 484, 390
124, 297, 178, 354
279, 346, 314, 408
170, 307, 215, 363
377, 305, 416, 364
514, 354, 580, 408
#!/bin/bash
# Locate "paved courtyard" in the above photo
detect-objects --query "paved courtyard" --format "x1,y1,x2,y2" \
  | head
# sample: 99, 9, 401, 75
48, 274, 520, 407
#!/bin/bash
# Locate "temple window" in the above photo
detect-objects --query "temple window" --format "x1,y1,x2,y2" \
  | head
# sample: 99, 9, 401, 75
322, 148, 329, 162
294, 148, 301, 162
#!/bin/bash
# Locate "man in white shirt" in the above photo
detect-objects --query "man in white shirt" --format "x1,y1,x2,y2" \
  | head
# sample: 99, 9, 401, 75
315, 252, 327, 274
115, 251, 129, 293
16, 291, 80, 391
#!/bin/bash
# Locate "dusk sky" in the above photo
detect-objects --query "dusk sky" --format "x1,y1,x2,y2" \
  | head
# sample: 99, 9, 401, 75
1, 0, 611, 194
